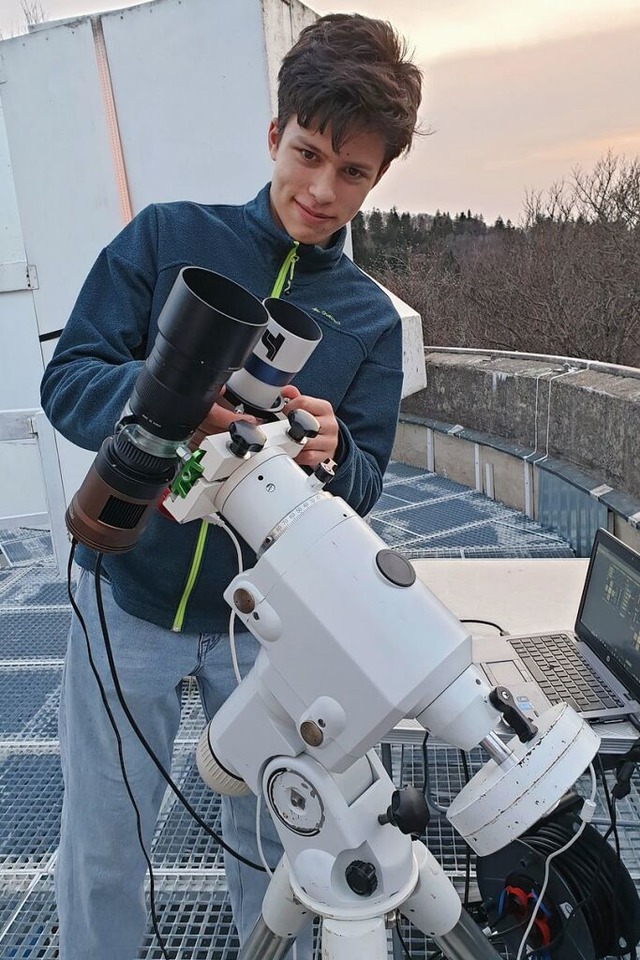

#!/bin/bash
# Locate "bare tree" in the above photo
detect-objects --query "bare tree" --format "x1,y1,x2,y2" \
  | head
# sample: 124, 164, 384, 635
0, 1, 46, 37
524, 152, 640, 230
20, 1, 46, 27
374, 153, 640, 366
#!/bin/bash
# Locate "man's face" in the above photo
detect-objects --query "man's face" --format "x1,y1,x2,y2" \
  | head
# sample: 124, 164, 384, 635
268, 117, 389, 247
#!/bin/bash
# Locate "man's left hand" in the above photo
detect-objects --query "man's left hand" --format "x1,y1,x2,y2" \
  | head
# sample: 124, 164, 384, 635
280, 384, 340, 468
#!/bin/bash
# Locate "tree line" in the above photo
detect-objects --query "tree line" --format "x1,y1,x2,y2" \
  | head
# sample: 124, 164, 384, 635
353, 153, 640, 368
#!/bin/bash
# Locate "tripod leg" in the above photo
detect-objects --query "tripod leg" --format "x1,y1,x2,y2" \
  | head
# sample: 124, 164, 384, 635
433, 907, 503, 960
401, 842, 502, 960
240, 916, 296, 960
239, 857, 313, 960
322, 917, 389, 960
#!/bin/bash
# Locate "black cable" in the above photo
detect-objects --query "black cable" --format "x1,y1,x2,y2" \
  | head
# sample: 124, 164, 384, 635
421, 730, 430, 799
598, 754, 621, 854
520, 790, 633, 960
524, 821, 616, 960
460, 618, 508, 636
395, 917, 413, 959
421, 730, 449, 815
459, 750, 472, 909
91, 553, 266, 873
524, 824, 616, 956
488, 917, 534, 941
66, 544, 170, 960
510, 762, 629, 960
597, 754, 624, 956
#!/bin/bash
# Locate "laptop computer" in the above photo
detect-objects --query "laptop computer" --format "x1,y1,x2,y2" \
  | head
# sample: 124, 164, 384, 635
474, 528, 640, 728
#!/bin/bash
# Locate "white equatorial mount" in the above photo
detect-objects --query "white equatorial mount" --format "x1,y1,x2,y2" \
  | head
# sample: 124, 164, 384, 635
165, 414, 600, 960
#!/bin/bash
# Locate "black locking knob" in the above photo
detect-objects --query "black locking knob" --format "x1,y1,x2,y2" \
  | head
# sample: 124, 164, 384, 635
314, 459, 336, 484
227, 420, 266, 458
345, 860, 378, 897
287, 409, 320, 443
378, 786, 430, 835
489, 686, 538, 742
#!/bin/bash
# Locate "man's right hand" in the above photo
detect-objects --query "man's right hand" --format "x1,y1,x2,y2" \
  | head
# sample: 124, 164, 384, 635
188, 389, 258, 450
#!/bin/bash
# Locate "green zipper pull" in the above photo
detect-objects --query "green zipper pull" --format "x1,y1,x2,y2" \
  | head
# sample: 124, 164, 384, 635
283, 247, 299, 296
270, 242, 299, 298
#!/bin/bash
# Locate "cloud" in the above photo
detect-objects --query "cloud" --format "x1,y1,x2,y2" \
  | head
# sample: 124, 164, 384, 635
4, 0, 637, 227
363, 22, 640, 223
526, 129, 640, 166
310, 0, 640, 61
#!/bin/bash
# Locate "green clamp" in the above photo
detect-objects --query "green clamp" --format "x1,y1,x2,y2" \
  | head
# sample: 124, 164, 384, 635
171, 450, 205, 499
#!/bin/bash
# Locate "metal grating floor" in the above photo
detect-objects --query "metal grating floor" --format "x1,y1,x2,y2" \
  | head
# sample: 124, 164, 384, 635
0, 465, 635, 959
374, 464, 574, 559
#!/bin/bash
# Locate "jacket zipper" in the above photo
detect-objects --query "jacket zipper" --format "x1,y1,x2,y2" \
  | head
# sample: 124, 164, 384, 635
171, 242, 300, 631
270, 242, 300, 297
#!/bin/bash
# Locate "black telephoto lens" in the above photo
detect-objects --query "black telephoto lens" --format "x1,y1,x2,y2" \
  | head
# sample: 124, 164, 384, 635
65, 268, 269, 553
130, 267, 270, 440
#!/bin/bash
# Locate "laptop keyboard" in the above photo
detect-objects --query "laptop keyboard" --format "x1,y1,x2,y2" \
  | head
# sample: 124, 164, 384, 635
509, 633, 626, 711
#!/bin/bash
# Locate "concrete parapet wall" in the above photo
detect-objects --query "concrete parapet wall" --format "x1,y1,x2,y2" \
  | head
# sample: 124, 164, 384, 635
393, 349, 640, 555
401, 350, 640, 502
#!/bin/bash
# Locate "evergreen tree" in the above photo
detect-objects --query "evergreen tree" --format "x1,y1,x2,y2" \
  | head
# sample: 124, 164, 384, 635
351, 211, 368, 263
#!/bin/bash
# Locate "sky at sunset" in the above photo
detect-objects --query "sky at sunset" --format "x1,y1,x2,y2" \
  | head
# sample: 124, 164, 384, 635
1, 0, 639, 223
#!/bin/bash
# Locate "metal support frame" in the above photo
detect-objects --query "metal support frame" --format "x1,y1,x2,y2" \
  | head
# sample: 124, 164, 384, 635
0, 409, 69, 578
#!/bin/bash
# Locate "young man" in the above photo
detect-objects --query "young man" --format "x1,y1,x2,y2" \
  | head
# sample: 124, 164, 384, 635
41, 13, 422, 959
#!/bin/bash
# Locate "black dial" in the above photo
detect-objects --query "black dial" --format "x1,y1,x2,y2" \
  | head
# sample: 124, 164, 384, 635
287, 409, 320, 442
227, 420, 266, 457
345, 860, 378, 896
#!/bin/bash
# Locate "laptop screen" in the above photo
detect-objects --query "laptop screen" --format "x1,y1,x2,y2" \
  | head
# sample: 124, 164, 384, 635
577, 529, 640, 701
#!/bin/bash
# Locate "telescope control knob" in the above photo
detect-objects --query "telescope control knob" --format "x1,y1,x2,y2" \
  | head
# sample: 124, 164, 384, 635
378, 786, 430, 835
314, 459, 336, 485
227, 420, 266, 458
287, 409, 320, 442
345, 860, 378, 897
489, 686, 538, 743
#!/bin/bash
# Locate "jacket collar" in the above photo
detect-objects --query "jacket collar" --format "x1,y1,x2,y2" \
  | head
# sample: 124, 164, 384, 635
243, 183, 347, 275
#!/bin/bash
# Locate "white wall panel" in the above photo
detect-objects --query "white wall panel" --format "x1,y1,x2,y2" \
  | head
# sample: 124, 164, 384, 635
0, 0, 425, 539
38, 339, 94, 509
262, 0, 316, 116
0, 99, 29, 292
0, 20, 123, 338
0, 0, 288, 532
102, 0, 273, 208
0, 291, 43, 407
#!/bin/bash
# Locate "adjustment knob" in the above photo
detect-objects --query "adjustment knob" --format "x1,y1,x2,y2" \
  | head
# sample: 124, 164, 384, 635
287, 409, 320, 442
345, 860, 378, 897
378, 786, 430, 835
489, 686, 538, 742
227, 420, 266, 458
314, 459, 336, 484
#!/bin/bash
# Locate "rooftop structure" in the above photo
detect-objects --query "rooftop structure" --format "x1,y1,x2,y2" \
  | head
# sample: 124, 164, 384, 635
1, 465, 638, 959
1, 3, 639, 957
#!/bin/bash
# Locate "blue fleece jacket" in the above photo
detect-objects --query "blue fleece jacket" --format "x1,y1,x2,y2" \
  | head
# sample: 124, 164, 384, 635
41, 185, 403, 632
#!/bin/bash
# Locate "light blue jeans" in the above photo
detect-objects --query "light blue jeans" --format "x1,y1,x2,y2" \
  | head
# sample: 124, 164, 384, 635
55, 568, 313, 959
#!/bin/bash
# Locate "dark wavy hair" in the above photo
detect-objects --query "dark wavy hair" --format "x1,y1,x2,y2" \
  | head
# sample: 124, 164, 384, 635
277, 14, 423, 165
